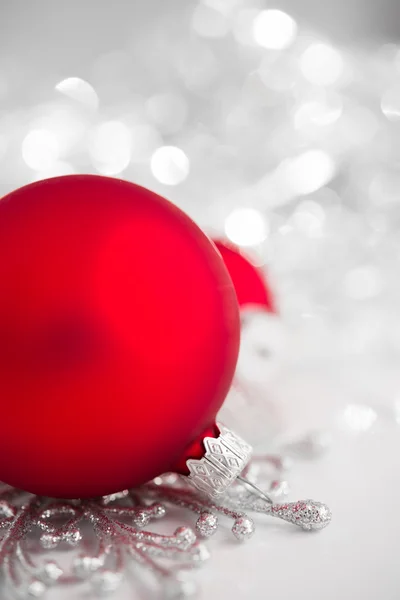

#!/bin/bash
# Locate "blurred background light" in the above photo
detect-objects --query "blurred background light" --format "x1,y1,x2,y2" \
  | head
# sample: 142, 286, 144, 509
1, 0, 400, 438
232, 9, 260, 46
32, 161, 76, 182
145, 93, 188, 135
225, 208, 268, 247
253, 10, 298, 50
192, 3, 229, 38
150, 146, 190, 185
88, 120, 131, 175
285, 150, 336, 195
30, 106, 86, 157
22, 129, 60, 171
338, 105, 379, 146
130, 125, 162, 165
338, 404, 377, 432
258, 53, 298, 91
0, 134, 8, 162
300, 42, 344, 86
202, 0, 240, 16
381, 85, 400, 120
291, 200, 326, 237
176, 40, 219, 90
293, 94, 343, 131
55, 77, 99, 111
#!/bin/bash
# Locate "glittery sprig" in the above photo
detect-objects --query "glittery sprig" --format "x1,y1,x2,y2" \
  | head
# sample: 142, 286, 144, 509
0, 443, 331, 599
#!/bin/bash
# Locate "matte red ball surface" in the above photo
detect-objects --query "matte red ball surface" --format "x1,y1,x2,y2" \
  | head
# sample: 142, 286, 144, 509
213, 239, 275, 312
0, 176, 239, 498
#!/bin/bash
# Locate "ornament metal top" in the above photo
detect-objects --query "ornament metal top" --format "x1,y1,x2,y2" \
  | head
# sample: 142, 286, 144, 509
187, 424, 252, 500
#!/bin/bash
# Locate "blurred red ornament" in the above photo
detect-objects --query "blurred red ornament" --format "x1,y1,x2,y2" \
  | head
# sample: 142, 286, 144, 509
213, 239, 275, 312
0, 175, 240, 498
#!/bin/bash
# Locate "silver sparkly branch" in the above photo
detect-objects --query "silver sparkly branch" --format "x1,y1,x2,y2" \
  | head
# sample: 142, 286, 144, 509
0, 444, 331, 599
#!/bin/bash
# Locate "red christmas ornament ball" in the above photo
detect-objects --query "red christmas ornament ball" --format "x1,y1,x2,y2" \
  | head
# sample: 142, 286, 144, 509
213, 239, 275, 312
0, 175, 240, 498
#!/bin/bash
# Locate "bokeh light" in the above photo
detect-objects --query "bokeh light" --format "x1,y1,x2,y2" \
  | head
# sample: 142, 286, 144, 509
30, 106, 86, 157
150, 146, 190, 185
291, 200, 326, 237
300, 43, 344, 86
130, 125, 162, 164
22, 129, 60, 171
145, 93, 188, 135
0, 0, 399, 444
253, 10, 297, 50
88, 121, 131, 175
32, 161, 76, 182
192, 4, 229, 38
339, 404, 377, 433
55, 77, 99, 111
232, 9, 260, 46
381, 86, 400, 120
293, 95, 343, 131
285, 150, 336, 195
225, 208, 268, 247
0, 134, 8, 162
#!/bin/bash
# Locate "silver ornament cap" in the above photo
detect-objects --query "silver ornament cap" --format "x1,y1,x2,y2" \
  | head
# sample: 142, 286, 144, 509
186, 424, 252, 499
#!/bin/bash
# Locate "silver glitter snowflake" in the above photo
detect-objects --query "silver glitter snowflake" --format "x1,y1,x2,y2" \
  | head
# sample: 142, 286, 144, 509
0, 443, 331, 599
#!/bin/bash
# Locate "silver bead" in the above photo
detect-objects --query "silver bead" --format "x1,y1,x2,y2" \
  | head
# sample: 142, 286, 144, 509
64, 528, 82, 546
232, 515, 255, 541
299, 501, 332, 530
174, 526, 196, 549
195, 511, 218, 537
133, 509, 150, 527
151, 502, 166, 519
270, 499, 332, 530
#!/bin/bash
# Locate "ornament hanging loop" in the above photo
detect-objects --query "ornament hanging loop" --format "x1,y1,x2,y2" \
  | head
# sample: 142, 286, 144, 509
236, 475, 273, 505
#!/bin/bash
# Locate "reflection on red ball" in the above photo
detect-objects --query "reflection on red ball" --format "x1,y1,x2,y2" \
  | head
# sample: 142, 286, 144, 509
213, 239, 275, 312
0, 176, 240, 498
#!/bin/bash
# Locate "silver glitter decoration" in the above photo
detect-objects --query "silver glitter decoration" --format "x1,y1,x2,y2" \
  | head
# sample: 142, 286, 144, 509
0, 441, 330, 599
195, 512, 218, 538
269, 500, 332, 531
231, 516, 255, 541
